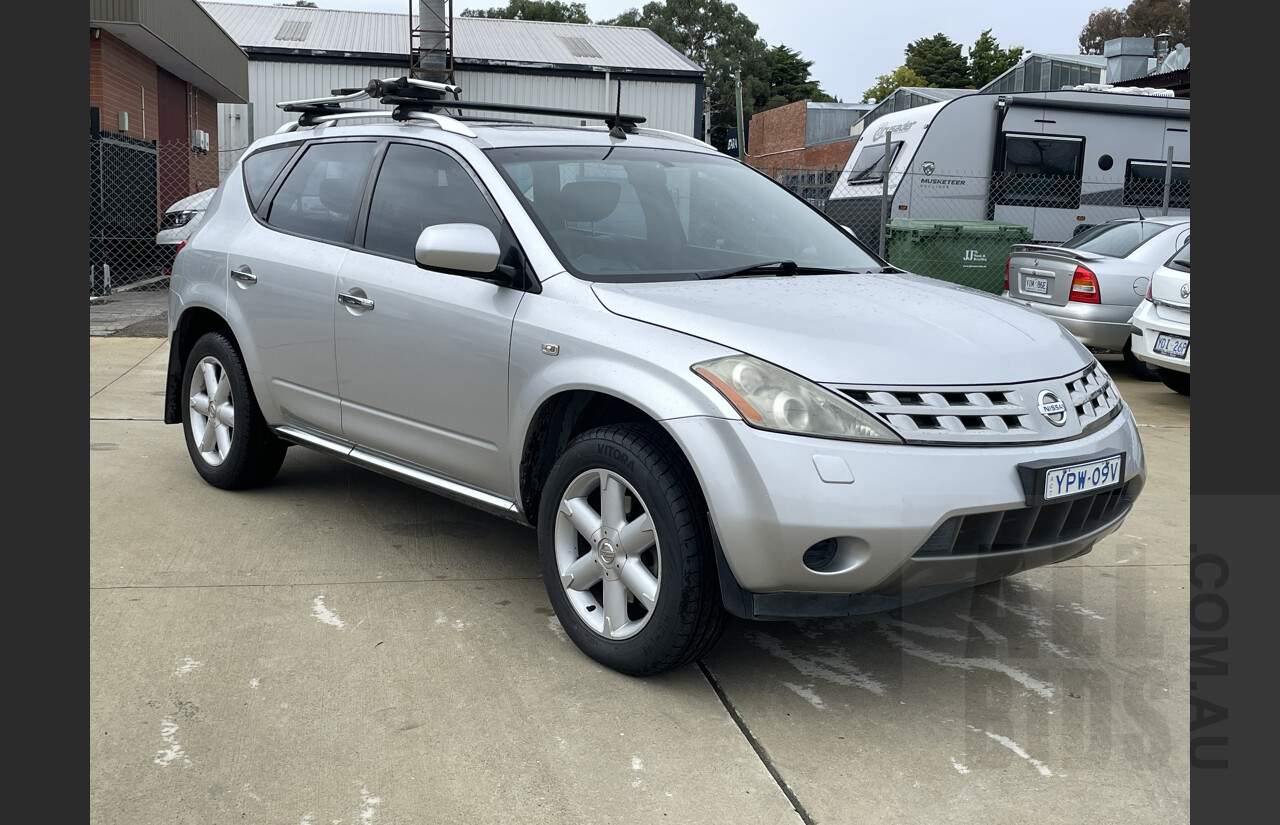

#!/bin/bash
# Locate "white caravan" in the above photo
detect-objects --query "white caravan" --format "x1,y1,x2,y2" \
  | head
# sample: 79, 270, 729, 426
826, 86, 1190, 250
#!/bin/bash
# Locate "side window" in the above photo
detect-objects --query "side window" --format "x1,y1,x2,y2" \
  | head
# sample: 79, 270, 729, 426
847, 140, 903, 184
265, 141, 375, 244
1124, 160, 1190, 209
242, 145, 298, 211
364, 143, 502, 259
993, 133, 1084, 208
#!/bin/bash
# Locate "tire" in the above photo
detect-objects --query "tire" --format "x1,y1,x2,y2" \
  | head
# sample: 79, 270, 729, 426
1159, 368, 1191, 396
537, 424, 728, 676
181, 331, 287, 489
1122, 340, 1162, 382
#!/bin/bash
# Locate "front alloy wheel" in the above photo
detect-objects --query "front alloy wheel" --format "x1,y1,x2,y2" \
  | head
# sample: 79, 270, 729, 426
538, 425, 727, 676
553, 467, 662, 640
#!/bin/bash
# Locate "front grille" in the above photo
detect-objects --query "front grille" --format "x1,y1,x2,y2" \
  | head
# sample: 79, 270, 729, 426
1066, 368, 1121, 434
831, 363, 1122, 445
913, 480, 1139, 558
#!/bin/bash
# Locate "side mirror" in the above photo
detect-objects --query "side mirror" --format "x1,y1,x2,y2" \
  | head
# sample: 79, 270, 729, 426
415, 223, 501, 275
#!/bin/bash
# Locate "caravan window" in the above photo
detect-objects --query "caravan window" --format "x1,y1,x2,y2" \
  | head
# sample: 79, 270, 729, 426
992, 133, 1084, 209
847, 140, 903, 184
1124, 160, 1191, 209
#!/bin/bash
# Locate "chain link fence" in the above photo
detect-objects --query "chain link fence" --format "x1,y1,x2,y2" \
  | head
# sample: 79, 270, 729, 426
89, 136, 247, 296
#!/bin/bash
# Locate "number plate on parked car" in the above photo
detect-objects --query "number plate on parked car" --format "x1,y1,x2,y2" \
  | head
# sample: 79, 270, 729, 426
1153, 333, 1189, 358
1023, 275, 1049, 295
1044, 454, 1123, 500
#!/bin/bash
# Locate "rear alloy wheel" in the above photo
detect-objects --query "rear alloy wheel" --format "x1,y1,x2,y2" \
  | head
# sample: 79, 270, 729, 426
181, 332, 287, 489
1158, 368, 1190, 396
1122, 340, 1162, 382
538, 425, 727, 676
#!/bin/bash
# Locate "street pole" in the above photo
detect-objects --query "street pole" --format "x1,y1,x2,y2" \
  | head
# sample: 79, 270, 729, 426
735, 70, 746, 163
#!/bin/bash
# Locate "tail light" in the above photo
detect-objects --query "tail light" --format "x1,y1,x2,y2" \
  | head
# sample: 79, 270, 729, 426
1068, 266, 1100, 304
1146, 279, 1153, 301
1003, 259, 1010, 292
163, 239, 187, 277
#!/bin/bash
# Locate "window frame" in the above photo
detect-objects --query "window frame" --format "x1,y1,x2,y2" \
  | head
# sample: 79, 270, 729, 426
1123, 158, 1191, 209
992, 132, 1086, 209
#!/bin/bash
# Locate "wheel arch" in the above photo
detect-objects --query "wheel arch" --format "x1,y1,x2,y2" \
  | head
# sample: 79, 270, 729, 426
518, 390, 699, 528
164, 307, 239, 424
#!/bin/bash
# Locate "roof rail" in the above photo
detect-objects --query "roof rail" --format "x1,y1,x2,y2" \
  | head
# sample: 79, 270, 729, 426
277, 76, 646, 134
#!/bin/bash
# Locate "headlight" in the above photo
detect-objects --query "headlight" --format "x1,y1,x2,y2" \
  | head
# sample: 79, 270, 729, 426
693, 355, 901, 443
161, 210, 199, 230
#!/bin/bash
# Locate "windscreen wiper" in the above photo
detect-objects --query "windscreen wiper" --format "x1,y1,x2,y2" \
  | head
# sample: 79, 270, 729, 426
695, 260, 848, 280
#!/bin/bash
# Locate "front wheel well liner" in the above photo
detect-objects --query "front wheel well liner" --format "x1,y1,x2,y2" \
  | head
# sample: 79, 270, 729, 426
519, 391, 685, 526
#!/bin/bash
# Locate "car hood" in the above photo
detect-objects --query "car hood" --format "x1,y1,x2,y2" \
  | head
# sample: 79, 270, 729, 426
592, 272, 1091, 385
164, 188, 216, 214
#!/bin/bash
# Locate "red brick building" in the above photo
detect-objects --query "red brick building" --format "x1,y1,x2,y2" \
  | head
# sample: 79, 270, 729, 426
89, 0, 248, 292
745, 100, 872, 206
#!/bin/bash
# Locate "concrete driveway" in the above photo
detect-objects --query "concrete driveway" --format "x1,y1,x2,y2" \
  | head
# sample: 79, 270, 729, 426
91, 338, 1190, 825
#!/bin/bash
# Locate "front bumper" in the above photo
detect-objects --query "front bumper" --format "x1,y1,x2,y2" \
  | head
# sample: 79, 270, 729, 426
665, 405, 1145, 617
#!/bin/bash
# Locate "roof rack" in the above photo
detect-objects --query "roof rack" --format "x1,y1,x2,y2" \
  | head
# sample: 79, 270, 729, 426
277, 76, 647, 136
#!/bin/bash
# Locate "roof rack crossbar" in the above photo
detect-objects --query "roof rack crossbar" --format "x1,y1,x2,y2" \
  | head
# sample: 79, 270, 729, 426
277, 77, 646, 135
275, 107, 477, 137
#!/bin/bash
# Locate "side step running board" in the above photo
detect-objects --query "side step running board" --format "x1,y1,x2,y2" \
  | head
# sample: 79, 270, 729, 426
275, 425, 527, 525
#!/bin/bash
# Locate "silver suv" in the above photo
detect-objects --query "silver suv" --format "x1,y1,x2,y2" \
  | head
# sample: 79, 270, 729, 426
165, 78, 1146, 676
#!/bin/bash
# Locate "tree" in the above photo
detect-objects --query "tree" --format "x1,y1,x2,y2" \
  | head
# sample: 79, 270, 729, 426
861, 66, 931, 104
904, 33, 972, 88
1078, 0, 1190, 54
600, 1, 770, 152
757, 44, 838, 111
459, 0, 591, 23
968, 29, 1025, 87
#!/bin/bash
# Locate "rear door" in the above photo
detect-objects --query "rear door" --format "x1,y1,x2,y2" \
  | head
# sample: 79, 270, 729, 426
230, 138, 377, 436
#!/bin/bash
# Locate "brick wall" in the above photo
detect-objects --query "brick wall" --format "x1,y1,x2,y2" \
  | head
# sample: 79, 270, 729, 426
745, 100, 807, 157
90, 29, 160, 143
748, 139, 856, 179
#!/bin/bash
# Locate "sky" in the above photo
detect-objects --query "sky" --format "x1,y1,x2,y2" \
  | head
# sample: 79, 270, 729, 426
218, 0, 1112, 103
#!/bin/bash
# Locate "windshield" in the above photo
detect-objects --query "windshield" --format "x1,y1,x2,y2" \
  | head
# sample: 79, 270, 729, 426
485, 145, 883, 283
1063, 220, 1171, 258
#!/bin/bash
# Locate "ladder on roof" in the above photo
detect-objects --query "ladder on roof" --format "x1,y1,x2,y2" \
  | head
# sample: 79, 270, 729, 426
409, 1, 456, 91
276, 76, 647, 136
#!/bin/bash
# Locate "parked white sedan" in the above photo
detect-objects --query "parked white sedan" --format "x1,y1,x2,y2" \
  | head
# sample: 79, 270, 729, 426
1129, 239, 1191, 394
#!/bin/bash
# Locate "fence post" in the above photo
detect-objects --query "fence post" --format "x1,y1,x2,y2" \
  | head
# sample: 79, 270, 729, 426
1161, 145, 1174, 216
879, 129, 892, 259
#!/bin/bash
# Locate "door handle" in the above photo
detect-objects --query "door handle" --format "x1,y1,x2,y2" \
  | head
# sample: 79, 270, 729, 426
338, 291, 375, 311
231, 266, 257, 284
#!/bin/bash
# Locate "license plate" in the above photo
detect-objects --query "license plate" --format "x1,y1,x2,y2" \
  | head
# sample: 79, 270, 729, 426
1153, 333, 1189, 358
1023, 275, 1049, 295
1044, 454, 1123, 501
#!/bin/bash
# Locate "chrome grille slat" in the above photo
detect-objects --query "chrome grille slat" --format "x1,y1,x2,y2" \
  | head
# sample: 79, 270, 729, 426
831, 363, 1121, 445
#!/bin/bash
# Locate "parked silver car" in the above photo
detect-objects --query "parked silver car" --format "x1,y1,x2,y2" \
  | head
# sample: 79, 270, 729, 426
164, 77, 1147, 676
1000, 216, 1190, 380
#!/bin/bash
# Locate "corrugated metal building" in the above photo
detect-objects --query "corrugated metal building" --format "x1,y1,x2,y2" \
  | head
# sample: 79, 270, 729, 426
200, 1, 705, 176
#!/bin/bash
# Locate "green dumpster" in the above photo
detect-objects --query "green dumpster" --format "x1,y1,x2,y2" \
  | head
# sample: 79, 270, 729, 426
883, 219, 1032, 294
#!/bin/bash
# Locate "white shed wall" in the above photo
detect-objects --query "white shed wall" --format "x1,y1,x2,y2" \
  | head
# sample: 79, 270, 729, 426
218, 60, 698, 180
